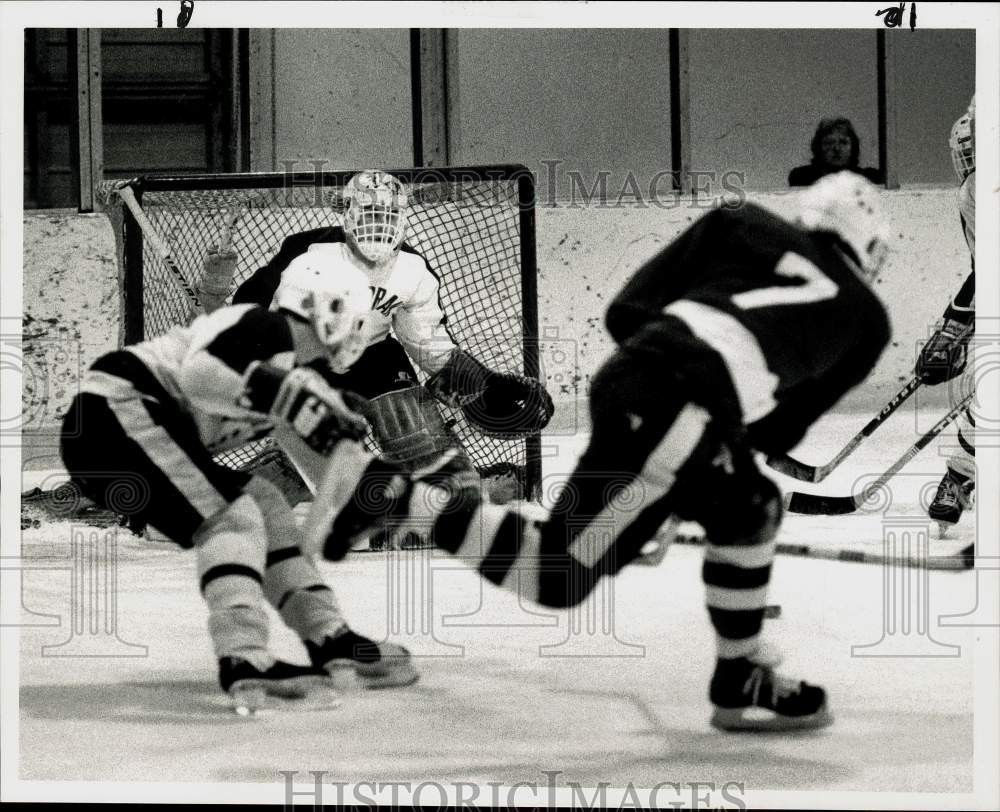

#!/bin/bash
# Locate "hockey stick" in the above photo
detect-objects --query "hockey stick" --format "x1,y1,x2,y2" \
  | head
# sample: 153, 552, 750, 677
767, 323, 974, 483
766, 375, 922, 482
668, 531, 973, 571
116, 185, 202, 314
783, 390, 975, 515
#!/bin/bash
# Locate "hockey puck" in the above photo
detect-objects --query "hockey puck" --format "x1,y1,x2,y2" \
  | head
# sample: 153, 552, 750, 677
764, 604, 782, 619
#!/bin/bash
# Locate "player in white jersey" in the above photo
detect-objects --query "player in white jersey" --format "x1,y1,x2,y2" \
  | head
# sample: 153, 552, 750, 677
229, 171, 553, 530
915, 96, 976, 532
60, 255, 419, 710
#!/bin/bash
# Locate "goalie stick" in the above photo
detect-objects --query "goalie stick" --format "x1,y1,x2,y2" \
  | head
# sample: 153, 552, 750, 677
783, 390, 975, 515
117, 185, 246, 320
767, 323, 974, 483
766, 375, 922, 482
116, 184, 202, 316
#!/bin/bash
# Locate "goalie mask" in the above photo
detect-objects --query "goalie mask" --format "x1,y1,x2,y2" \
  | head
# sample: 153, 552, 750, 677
273, 253, 371, 371
949, 96, 975, 181
344, 170, 409, 266
796, 171, 890, 280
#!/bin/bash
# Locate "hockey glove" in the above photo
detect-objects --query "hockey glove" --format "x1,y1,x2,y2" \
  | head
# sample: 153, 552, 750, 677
915, 318, 972, 386
198, 245, 238, 314
426, 349, 554, 437
463, 373, 554, 437
245, 364, 370, 454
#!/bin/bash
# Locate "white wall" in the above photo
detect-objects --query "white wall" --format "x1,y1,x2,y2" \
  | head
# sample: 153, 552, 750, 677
22, 188, 970, 444
452, 29, 674, 199
272, 29, 414, 169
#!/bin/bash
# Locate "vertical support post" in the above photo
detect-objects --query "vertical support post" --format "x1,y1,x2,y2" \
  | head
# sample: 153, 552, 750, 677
248, 29, 276, 172
877, 30, 899, 189
122, 186, 145, 345
669, 29, 691, 195
412, 29, 450, 167
518, 171, 542, 500
75, 29, 103, 213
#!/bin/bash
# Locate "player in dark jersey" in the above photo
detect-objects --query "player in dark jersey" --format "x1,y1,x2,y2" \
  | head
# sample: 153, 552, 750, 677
59, 255, 419, 712
915, 95, 976, 532
228, 171, 552, 545
309, 170, 893, 732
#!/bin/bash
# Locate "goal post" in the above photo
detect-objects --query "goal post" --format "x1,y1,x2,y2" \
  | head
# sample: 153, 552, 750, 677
98, 165, 543, 500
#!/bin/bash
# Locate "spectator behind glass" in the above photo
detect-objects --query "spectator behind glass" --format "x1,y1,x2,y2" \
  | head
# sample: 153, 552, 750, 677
788, 118, 883, 186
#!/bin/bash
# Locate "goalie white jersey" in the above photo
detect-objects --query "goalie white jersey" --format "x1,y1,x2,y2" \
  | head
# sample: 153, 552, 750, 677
233, 227, 458, 376
82, 305, 295, 453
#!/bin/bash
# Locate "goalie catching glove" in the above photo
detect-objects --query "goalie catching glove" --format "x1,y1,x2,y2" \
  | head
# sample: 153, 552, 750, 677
426, 349, 554, 437
243, 363, 369, 454
915, 318, 972, 386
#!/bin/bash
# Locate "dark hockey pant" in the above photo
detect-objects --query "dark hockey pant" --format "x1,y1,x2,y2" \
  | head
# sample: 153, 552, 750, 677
59, 350, 347, 659
419, 343, 781, 659
60, 351, 251, 548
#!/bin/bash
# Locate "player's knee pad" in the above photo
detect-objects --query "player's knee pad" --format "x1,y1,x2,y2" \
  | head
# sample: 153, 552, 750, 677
702, 474, 783, 548
194, 492, 268, 605
365, 385, 474, 474
243, 476, 326, 605
193, 493, 272, 657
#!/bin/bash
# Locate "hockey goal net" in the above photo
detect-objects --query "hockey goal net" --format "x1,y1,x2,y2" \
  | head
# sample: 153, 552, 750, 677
97, 166, 541, 499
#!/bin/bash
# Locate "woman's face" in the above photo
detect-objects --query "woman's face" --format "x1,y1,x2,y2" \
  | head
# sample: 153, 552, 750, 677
820, 129, 853, 168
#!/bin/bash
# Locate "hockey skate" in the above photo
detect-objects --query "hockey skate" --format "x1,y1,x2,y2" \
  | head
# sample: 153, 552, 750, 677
307, 628, 419, 689
928, 467, 975, 535
219, 655, 341, 716
709, 648, 831, 732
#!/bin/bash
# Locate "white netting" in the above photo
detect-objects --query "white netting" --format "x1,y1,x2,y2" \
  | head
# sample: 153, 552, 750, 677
98, 170, 538, 494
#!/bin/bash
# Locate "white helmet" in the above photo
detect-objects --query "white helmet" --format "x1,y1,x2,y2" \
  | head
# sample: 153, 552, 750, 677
949, 95, 975, 181
343, 170, 409, 265
796, 171, 890, 279
273, 253, 371, 371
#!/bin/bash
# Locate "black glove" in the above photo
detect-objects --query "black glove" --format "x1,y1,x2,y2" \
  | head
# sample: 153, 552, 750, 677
915, 318, 971, 386
255, 366, 370, 454
463, 373, 554, 437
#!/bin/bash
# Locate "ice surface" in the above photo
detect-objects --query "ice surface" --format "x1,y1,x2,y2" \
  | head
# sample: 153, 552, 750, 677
14, 408, 982, 792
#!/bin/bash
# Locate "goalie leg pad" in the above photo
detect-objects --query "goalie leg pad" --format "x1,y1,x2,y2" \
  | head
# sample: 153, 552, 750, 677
61, 352, 252, 547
